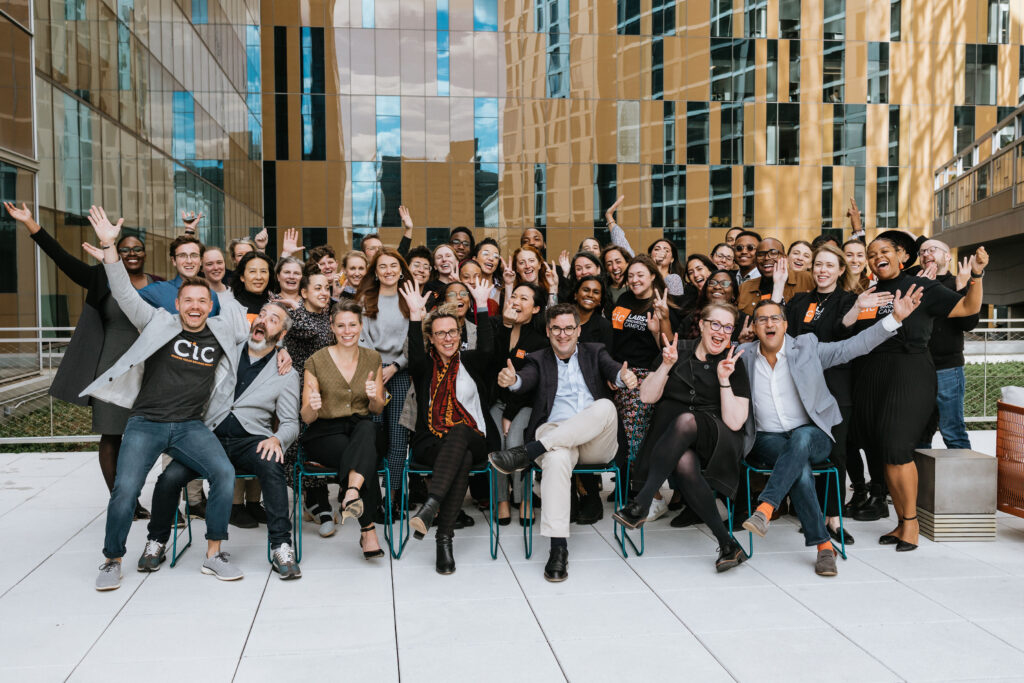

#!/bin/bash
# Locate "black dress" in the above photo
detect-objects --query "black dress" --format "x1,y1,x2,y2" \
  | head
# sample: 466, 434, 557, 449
850, 273, 962, 466
636, 340, 751, 498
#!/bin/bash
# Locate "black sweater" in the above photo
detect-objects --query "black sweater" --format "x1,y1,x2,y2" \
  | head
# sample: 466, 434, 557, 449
928, 273, 979, 370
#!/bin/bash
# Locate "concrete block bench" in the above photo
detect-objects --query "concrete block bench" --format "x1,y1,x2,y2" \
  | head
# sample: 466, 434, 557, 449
914, 449, 997, 542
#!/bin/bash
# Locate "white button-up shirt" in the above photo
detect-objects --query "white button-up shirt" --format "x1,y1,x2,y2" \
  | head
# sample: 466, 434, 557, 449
752, 338, 812, 433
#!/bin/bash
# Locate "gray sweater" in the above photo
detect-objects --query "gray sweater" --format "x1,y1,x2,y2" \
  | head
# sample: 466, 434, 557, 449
360, 293, 409, 370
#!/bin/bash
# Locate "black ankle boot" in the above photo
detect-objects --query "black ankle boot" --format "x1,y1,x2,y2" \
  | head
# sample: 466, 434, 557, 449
435, 531, 455, 574
845, 484, 868, 515
852, 493, 890, 522
411, 497, 441, 537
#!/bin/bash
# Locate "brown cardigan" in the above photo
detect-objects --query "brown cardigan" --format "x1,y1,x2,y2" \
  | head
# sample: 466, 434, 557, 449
736, 269, 815, 316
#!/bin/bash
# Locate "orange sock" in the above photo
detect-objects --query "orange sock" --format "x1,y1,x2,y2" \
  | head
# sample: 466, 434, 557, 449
756, 502, 774, 518
817, 541, 833, 552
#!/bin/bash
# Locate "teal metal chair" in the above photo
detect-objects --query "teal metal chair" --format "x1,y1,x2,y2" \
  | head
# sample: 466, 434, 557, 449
396, 453, 498, 559
520, 459, 638, 558
292, 444, 396, 561
737, 460, 848, 559
171, 473, 272, 567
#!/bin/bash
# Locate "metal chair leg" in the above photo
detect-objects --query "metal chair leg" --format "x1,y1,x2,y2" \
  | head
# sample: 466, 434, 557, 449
170, 493, 193, 568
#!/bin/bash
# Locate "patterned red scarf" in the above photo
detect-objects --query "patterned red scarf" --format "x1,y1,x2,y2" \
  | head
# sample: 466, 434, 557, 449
427, 348, 482, 439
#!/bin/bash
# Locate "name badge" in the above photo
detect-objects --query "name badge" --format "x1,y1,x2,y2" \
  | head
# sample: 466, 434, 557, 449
857, 306, 878, 320
515, 349, 526, 359
803, 303, 817, 323
760, 293, 771, 300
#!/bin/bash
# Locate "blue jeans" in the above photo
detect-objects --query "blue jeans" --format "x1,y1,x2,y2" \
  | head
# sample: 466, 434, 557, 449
935, 367, 971, 449
103, 417, 234, 559
748, 425, 831, 547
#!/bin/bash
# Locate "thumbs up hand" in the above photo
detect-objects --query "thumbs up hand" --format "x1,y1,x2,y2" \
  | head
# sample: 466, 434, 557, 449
620, 361, 638, 390
365, 370, 378, 400
498, 358, 518, 388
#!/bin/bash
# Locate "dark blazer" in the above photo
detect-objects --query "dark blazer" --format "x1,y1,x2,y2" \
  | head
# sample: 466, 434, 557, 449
511, 342, 622, 442
30, 228, 159, 405
407, 310, 500, 451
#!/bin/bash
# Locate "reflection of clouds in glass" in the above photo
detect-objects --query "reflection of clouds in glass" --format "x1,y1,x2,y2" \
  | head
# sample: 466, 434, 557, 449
375, 127, 401, 158
376, 95, 400, 116
437, 0, 449, 29
474, 97, 498, 118
352, 181, 380, 227
362, 0, 375, 28
352, 161, 379, 183
473, 0, 498, 30
474, 119, 499, 162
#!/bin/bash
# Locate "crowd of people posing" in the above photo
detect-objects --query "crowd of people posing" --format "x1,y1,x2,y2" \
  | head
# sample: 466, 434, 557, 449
2, 195, 988, 589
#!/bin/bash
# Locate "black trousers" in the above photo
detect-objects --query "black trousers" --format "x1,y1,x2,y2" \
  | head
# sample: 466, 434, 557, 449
411, 424, 487, 534
303, 416, 383, 528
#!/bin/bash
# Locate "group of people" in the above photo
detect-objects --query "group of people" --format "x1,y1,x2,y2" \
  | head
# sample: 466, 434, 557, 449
2, 193, 988, 589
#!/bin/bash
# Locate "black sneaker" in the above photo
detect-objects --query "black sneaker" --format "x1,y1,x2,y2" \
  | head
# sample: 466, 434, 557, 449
715, 540, 748, 573
229, 503, 258, 529
611, 501, 648, 530
245, 501, 267, 525
487, 445, 533, 474
271, 543, 301, 580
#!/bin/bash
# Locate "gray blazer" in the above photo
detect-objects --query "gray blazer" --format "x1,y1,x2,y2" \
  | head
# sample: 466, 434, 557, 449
736, 318, 898, 455
80, 261, 249, 411
205, 341, 300, 450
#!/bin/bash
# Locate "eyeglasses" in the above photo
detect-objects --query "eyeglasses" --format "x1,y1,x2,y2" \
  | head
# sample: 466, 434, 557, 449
175, 252, 202, 261
707, 279, 733, 289
919, 246, 948, 255
734, 244, 757, 252
445, 291, 470, 299
118, 246, 145, 255
703, 319, 735, 334
451, 239, 471, 247
755, 249, 783, 259
432, 329, 460, 339
549, 325, 578, 336
754, 314, 785, 325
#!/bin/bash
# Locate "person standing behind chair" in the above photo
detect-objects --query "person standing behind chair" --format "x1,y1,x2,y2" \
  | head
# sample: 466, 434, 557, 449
489, 304, 637, 582
739, 292, 921, 576
400, 278, 496, 575
301, 301, 388, 560
354, 248, 415, 523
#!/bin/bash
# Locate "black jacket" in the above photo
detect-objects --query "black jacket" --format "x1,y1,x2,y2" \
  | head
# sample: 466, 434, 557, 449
510, 342, 623, 442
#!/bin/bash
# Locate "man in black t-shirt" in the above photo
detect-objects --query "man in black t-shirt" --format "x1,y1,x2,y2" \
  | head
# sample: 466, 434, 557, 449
80, 206, 252, 591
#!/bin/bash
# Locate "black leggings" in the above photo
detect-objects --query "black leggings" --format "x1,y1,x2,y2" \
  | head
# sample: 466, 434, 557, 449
412, 424, 487, 534
302, 417, 382, 528
634, 413, 732, 546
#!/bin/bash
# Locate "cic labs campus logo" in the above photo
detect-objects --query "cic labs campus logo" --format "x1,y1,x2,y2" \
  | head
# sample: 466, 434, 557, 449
172, 338, 217, 367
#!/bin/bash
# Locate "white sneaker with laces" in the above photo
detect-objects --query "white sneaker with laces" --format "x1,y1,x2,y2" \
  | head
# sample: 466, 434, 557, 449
646, 496, 670, 522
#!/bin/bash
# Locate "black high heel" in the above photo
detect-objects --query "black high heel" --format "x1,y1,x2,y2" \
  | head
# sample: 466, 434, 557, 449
340, 486, 363, 525
410, 496, 440, 537
895, 515, 918, 552
359, 525, 385, 560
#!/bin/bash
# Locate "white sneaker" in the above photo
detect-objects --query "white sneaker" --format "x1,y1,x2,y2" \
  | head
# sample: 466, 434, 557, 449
647, 496, 670, 522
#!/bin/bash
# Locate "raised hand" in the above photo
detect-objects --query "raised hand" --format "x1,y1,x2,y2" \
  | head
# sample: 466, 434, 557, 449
955, 255, 972, 290
544, 261, 559, 291
716, 345, 744, 384
772, 251, 788, 285
3, 201, 39, 233
558, 250, 571, 275
973, 245, 989, 272
180, 209, 204, 233
737, 317, 756, 343
467, 276, 492, 308
87, 205, 123, 245
645, 310, 662, 338
256, 436, 284, 463
921, 262, 938, 280
80, 241, 105, 262
846, 197, 862, 231
892, 283, 924, 322
605, 194, 625, 225
365, 370, 378, 400
399, 279, 430, 319
497, 358, 518, 388
398, 205, 414, 230
253, 227, 269, 250
661, 333, 679, 366
500, 257, 516, 287
653, 289, 670, 321
619, 361, 638, 390
281, 227, 304, 258
856, 285, 894, 311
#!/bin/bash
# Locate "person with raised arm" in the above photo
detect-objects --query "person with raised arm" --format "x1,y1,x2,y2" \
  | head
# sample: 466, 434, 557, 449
736, 238, 815, 316
4, 201, 162, 520
400, 277, 497, 575
79, 206, 257, 591
489, 303, 636, 582
604, 195, 686, 297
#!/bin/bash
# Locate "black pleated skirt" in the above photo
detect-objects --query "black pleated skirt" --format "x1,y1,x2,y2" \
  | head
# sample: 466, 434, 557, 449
852, 351, 936, 466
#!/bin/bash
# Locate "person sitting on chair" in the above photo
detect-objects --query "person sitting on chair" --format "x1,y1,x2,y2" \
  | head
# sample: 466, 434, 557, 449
140, 301, 302, 579
737, 292, 922, 577
488, 303, 637, 583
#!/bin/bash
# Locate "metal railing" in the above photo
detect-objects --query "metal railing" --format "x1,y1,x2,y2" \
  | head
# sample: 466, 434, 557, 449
0, 318, 1022, 445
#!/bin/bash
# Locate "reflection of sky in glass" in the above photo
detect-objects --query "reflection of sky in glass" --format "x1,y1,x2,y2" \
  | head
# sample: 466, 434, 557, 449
363, 0, 375, 28
437, 32, 450, 96
377, 95, 400, 117
352, 181, 381, 227
376, 96, 401, 158
474, 0, 498, 30
352, 161, 379, 183
437, 0, 449, 30
474, 98, 499, 163
172, 91, 196, 161
246, 25, 261, 99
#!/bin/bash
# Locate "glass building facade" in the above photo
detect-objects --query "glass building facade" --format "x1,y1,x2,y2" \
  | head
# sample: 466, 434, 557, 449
15, 0, 262, 331
262, 0, 1024, 257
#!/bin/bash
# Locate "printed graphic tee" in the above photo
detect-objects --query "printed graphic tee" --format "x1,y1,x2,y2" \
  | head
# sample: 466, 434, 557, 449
131, 326, 225, 422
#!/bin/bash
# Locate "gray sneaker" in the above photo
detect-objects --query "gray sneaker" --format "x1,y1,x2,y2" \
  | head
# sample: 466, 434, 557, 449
304, 503, 336, 538
271, 543, 302, 580
201, 551, 244, 581
95, 559, 122, 591
742, 510, 770, 538
815, 548, 838, 577
137, 540, 167, 572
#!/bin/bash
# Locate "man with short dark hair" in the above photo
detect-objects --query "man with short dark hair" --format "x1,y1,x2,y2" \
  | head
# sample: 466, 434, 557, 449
140, 301, 302, 579
733, 230, 762, 283
450, 226, 475, 261
488, 303, 637, 582
81, 206, 252, 591
139, 234, 222, 316
737, 294, 920, 577
737, 237, 814, 316
520, 227, 547, 258
361, 233, 383, 262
